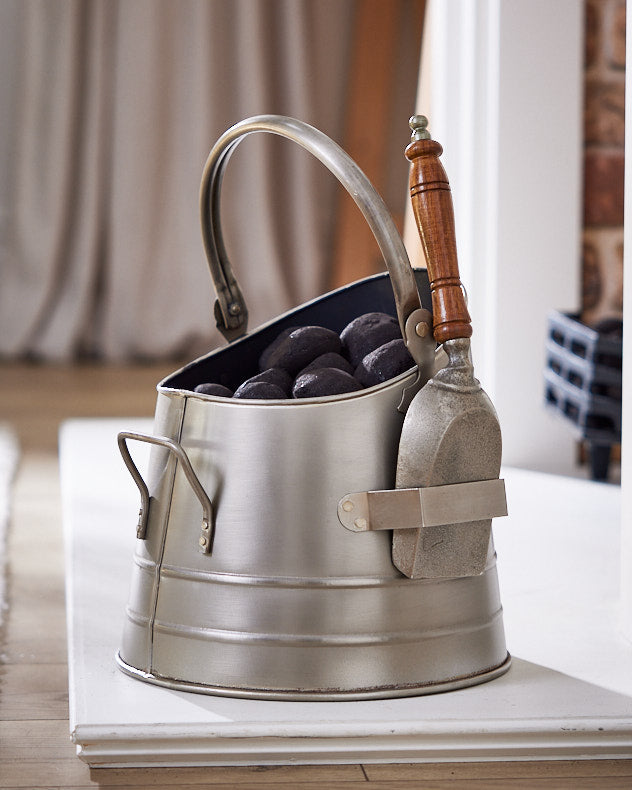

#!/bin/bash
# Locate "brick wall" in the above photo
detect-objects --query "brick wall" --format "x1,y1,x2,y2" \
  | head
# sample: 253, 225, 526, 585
582, 0, 625, 326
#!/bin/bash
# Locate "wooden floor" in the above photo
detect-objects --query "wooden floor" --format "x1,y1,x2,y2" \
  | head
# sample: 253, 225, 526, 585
0, 361, 630, 789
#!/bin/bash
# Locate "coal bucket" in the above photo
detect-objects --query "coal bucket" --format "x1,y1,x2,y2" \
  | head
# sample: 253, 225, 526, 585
116, 116, 510, 700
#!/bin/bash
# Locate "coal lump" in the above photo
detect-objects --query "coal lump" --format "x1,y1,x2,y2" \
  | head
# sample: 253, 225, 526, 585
259, 326, 341, 374
293, 368, 363, 398
234, 367, 292, 398
232, 381, 287, 400
340, 312, 401, 367
194, 382, 234, 397
355, 338, 414, 388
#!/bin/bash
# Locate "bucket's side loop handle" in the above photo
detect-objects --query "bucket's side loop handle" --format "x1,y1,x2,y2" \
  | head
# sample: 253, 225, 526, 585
117, 431, 215, 554
200, 114, 424, 349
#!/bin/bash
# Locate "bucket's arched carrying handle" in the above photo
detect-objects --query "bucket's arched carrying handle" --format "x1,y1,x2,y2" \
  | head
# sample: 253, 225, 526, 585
117, 431, 215, 554
199, 114, 433, 373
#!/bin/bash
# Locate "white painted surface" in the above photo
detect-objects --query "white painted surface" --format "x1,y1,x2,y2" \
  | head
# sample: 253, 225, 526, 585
62, 419, 631, 767
405, 0, 584, 475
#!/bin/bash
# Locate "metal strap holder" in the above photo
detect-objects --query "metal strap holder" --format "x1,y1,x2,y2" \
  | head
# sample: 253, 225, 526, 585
337, 478, 507, 579
338, 479, 507, 533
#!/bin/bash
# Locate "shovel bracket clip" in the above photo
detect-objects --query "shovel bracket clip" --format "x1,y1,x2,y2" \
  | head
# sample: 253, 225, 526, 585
337, 478, 507, 533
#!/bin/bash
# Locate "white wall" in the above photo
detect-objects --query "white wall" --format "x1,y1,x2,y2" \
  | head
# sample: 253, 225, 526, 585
405, 0, 584, 474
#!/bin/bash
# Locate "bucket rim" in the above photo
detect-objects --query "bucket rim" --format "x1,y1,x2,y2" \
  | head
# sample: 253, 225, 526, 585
158, 364, 419, 407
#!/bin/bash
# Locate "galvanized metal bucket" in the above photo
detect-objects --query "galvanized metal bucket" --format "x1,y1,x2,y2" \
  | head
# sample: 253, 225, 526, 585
116, 116, 509, 700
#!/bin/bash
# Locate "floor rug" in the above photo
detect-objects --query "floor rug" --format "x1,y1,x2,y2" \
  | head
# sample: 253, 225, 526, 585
0, 424, 20, 628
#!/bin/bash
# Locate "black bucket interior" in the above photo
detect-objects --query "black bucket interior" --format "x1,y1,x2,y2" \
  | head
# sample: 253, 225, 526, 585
165, 269, 432, 393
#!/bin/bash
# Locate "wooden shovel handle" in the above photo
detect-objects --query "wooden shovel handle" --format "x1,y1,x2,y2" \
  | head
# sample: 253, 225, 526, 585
405, 121, 472, 344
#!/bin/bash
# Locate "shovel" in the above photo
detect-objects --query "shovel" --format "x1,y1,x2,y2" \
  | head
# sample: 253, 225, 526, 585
392, 116, 507, 579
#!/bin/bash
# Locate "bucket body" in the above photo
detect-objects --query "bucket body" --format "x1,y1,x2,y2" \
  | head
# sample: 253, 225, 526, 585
117, 272, 509, 699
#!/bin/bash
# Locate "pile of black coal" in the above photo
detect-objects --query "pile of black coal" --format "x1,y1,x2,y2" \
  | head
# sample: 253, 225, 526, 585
193, 312, 415, 400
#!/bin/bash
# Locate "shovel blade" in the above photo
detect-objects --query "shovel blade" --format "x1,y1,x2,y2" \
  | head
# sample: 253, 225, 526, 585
393, 377, 502, 579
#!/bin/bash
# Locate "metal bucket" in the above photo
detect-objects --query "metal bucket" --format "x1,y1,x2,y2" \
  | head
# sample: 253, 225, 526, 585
116, 116, 509, 700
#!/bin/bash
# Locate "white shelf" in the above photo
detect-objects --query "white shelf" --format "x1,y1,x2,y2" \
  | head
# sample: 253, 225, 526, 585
61, 418, 632, 767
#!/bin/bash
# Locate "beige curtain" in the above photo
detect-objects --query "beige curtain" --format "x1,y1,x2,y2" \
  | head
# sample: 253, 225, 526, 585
0, 0, 421, 361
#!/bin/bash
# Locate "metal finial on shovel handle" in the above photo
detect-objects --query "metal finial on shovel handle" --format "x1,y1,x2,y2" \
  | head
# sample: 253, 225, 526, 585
391, 116, 506, 580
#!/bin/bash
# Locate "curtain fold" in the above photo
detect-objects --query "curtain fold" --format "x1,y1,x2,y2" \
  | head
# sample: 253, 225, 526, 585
0, 0, 420, 361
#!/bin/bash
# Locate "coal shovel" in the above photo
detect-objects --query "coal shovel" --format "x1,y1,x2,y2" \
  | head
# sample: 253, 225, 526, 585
392, 116, 507, 579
